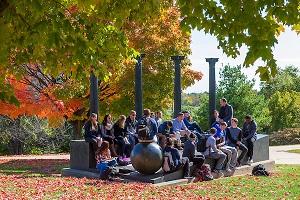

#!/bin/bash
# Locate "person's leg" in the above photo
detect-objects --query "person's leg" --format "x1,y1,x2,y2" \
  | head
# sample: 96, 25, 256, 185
220, 147, 232, 170
192, 122, 203, 134
116, 137, 126, 157
181, 157, 190, 177
237, 143, 248, 165
246, 139, 254, 161
225, 146, 237, 168
208, 152, 225, 171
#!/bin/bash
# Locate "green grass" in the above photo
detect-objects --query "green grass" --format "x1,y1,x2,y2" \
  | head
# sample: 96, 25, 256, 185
192, 165, 300, 199
287, 149, 300, 154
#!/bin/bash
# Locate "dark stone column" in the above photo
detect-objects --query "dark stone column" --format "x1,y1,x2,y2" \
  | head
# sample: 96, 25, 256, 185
89, 72, 99, 115
171, 56, 185, 118
206, 58, 219, 126
135, 54, 145, 120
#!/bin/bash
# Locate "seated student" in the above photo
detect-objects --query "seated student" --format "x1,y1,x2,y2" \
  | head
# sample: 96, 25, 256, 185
182, 133, 205, 167
125, 110, 138, 152
172, 112, 191, 149
215, 122, 238, 171
95, 141, 117, 179
157, 120, 173, 149
137, 109, 158, 142
162, 137, 190, 177
83, 113, 103, 155
204, 128, 226, 174
226, 118, 248, 166
182, 111, 203, 134
242, 115, 257, 165
101, 114, 117, 157
113, 115, 131, 158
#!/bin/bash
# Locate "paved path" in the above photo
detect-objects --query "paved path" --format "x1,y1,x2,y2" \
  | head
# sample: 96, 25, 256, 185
270, 144, 300, 164
0, 154, 70, 160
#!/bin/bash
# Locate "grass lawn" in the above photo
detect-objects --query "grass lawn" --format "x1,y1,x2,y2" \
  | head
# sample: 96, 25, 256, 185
0, 156, 299, 199
287, 149, 300, 154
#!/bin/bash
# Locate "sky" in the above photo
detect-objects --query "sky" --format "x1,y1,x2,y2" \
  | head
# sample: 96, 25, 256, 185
185, 28, 300, 93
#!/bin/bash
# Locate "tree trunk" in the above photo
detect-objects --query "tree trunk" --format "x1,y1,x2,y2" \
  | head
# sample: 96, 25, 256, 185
70, 120, 84, 140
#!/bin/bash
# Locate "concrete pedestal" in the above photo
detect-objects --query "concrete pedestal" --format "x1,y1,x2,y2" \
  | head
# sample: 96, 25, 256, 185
70, 140, 96, 170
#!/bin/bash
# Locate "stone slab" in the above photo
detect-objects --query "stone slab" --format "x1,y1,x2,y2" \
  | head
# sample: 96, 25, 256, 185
242, 134, 269, 163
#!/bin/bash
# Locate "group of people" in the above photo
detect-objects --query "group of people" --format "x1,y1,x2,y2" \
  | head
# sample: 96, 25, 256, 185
83, 97, 257, 179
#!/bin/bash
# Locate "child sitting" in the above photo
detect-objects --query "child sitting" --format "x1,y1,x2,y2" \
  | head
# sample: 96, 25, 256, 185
95, 141, 117, 179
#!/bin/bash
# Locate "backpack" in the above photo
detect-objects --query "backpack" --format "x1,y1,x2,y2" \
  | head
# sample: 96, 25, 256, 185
162, 151, 175, 173
193, 164, 214, 182
252, 164, 269, 176
196, 134, 211, 152
137, 117, 153, 140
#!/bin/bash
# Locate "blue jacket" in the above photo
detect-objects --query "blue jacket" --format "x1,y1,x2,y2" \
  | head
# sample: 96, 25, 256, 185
158, 121, 173, 135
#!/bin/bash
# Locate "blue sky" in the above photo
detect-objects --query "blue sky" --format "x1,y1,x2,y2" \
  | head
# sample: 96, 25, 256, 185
185, 28, 300, 93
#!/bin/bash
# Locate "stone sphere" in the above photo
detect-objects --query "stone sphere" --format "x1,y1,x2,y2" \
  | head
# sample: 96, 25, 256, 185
130, 142, 163, 175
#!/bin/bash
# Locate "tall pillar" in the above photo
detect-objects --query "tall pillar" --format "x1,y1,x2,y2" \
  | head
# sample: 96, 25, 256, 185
171, 55, 185, 118
206, 58, 219, 126
89, 72, 99, 116
135, 54, 145, 120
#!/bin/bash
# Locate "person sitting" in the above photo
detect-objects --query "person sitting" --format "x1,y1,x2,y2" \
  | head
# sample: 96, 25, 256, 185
113, 115, 131, 158
204, 128, 226, 174
226, 118, 248, 166
172, 112, 191, 150
182, 111, 203, 134
83, 113, 103, 156
95, 141, 117, 180
182, 133, 205, 167
162, 137, 190, 178
157, 120, 173, 149
101, 114, 117, 157
125, 110, 138, 152
137, 109, 158, 142
215, 122, 238, 172
242, 115, 257, 165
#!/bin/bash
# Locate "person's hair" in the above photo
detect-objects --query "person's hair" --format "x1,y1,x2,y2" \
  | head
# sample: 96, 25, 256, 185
89, 113, 98, 127
221, 98, 227, 103
130, 110, 136, 115
177, 112, 184, 117
187, 115, 192, 122
210, 127, 217, 134
166, 137, 174, 146
189, 132, 196, 140
117, 115, 126, 128
96, 141, 110, 155
220, 121, 227, 127
144, 109, 151, 117
213, 110, 219, 114
182, 111, 189, 114
166, 120, 173, 127
102, 114, 111, 126
245, 115, 252, 120
231, 118, 238, 123
150, 112, 155, 116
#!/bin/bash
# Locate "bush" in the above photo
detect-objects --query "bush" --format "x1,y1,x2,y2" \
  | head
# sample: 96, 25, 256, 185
269, 128, 300, 146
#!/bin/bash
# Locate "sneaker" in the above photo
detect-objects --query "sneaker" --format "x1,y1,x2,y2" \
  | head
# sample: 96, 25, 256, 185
247, 159, 253, 165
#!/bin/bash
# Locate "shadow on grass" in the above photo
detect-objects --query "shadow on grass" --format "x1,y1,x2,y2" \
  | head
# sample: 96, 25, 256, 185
0, 159, 69, 177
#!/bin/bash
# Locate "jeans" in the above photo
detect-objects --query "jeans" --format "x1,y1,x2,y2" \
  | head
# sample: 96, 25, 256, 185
243, 138, 254, 160
220, 146, 237, 169
207, 151, 226, 170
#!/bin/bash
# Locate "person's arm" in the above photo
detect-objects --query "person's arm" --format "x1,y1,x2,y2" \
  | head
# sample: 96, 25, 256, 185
237, 129, 242, 142
97, 124, 103, 138
217, 136, 225, 147
181, 120, 188, 131
190, 143, 195, 159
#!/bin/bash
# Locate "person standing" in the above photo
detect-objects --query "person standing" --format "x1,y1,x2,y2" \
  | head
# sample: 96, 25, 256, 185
242, 115, 257, 165
219, 98, 233, 126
